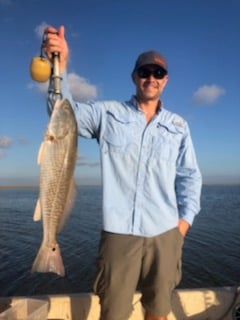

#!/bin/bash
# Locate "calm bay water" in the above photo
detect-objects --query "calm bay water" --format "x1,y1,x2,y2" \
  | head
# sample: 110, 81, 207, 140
0, 185, 239, 297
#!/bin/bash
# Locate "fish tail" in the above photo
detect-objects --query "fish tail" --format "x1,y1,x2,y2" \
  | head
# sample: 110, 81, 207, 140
31, 243, 65, 276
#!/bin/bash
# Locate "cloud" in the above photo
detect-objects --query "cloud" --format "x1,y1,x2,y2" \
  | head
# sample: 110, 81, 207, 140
28, 81, 49, 93
192, 84, 226, 105
68, 73, 97, 101
0, 136, 12, 148
78, 161, 100, 167
0, 136, 29, 160
0, 136, 12, 159
77, 155, 100, 167
29, 72, 98, 102
34, 21, 48, 39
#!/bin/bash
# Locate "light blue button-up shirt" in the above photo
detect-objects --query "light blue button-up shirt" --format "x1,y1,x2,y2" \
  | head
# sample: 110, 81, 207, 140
48, 72, 202, 237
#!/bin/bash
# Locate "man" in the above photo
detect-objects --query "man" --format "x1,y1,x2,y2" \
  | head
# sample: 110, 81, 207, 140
44, 25, 202, 320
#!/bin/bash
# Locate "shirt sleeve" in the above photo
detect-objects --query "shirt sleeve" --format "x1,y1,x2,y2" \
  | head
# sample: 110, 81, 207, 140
175, 122, 202, 225
47, 72, 102, 139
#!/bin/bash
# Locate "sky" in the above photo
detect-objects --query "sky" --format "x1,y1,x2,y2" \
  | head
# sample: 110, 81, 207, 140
0, 0, 239, 186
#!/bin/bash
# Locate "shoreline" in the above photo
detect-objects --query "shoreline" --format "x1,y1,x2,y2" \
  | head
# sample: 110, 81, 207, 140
0, 184, 102, 190
0, 184, 239, 190
0, 185, 39, 190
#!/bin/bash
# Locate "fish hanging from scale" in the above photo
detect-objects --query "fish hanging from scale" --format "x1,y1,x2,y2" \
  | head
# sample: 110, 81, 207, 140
30, 34, 78, 276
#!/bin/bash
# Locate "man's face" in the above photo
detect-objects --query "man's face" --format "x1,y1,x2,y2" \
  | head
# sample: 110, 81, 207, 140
132, 64, 168, 102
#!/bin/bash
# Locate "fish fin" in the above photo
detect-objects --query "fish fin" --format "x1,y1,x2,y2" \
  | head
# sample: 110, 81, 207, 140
31, 243, 65, 277
33, 199, 41, 221
37, 142, 45, 165
58, 177, 77, 232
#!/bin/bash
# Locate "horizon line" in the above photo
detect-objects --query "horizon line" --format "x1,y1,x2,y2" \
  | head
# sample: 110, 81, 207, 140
0, 183, 240, 190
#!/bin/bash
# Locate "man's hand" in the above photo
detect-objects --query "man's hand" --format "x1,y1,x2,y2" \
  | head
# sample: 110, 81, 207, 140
43, 25, 69, 73
178, 219, 190, 237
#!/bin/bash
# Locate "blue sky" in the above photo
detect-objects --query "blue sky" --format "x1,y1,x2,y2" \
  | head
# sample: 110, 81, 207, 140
0, 0, 239, 186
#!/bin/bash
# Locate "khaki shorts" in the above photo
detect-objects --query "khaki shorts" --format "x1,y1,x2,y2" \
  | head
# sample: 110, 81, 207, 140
93, 228, 184, 319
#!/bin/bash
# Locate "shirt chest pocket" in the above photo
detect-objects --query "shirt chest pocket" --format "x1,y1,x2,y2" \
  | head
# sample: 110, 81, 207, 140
152, 122, 184, 162
102, 111, 135, 153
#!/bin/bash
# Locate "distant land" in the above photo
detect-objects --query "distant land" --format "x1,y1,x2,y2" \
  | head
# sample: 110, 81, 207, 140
0, 185, 39, 190
0, 183, 239, 190
0, 184, 101, 190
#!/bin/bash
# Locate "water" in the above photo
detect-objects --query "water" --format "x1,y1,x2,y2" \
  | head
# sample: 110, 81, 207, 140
0, 185, 239, 297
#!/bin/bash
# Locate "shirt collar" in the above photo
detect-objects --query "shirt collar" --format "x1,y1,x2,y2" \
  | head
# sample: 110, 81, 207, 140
130, 95, 163, 114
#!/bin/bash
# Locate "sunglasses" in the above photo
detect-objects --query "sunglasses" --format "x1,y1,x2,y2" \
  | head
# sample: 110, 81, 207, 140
137, 67, 167, 79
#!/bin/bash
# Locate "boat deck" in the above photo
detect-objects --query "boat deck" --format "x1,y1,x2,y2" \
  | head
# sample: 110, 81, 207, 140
0, 287, 240, 319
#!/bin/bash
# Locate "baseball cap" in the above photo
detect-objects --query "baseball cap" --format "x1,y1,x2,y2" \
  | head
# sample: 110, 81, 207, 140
133, 50, 168, 73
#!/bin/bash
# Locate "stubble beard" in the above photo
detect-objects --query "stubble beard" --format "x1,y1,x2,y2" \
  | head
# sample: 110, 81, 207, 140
137, 85, 160, 103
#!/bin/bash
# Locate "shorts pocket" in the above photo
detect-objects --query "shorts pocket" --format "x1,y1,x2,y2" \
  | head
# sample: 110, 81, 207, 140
93, 258, 105, 295
176, 227, 184, 242
174, 227, 184, 286
174, 256, 182, 287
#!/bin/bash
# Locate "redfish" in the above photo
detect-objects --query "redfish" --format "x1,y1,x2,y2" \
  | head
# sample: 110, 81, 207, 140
32, 98, 77, 276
